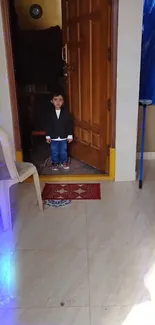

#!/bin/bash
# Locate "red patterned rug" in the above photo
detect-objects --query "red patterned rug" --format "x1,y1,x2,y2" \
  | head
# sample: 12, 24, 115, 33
42, 183, 101, 200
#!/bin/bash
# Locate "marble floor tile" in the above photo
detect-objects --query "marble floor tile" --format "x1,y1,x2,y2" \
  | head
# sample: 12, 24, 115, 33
0, 308, 53, 325
51, 307, 90, 325
90, 306, 131, 325
2, 248, 89, 308
86, 180, 155, 250
91, 302, 155, 325
0, 307, 90, 325
86, 204, 155, 250
88, 245, 155, 306
16, 201, 86, 250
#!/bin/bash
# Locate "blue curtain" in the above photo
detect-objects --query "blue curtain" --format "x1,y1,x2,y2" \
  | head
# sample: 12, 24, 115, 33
140, 0, 155, 103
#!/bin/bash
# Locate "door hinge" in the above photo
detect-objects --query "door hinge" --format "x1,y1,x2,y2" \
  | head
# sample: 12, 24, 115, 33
107, 98, 111, 111
107, 144, 110, 156
108, 47, 112, 61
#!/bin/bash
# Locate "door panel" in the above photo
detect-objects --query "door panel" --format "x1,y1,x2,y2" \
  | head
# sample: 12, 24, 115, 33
80, 21, 90, 125
68, 0, 78, 19
62, 0, 110, 172
79, 0, 90, 14
69, 48, 79, 118
92, 0, 101, 11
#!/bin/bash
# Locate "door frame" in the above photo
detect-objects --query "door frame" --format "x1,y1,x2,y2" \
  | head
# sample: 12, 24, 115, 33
1, 0, 22, 162
1, 0, 118, 181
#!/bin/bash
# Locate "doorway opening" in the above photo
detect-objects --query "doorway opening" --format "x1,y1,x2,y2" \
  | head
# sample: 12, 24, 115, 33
2, 0, 118, 180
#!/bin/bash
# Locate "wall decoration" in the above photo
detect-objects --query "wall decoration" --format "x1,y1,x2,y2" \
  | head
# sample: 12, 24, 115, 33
29, 4, 43, 19
140, 0, 155, 103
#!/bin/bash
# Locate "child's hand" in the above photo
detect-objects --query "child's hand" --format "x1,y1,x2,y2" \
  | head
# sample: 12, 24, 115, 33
46, 138, 51, 144
68, 139, 73, 143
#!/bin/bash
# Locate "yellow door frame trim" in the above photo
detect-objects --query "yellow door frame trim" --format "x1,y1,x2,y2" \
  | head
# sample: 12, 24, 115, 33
16, 151, 23, 162
16, 148, 115, 182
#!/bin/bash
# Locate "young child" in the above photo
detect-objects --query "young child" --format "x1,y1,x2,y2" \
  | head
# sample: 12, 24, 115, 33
45, 91, 73, 171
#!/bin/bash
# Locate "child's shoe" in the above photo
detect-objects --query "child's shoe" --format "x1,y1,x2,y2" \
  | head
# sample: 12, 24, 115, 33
51, 163, 59, 171
62, 162, 70, 170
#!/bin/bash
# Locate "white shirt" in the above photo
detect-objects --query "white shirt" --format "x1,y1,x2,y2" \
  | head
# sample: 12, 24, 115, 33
46, 109, 73, 141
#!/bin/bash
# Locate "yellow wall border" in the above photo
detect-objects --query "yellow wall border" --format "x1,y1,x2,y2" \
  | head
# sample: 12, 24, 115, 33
109, 148, 115, 180
16, 150, 23, 162
21, 147, 116, 183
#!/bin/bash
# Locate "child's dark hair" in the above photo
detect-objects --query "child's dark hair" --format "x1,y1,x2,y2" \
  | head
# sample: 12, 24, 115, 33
51, 88, 65, 99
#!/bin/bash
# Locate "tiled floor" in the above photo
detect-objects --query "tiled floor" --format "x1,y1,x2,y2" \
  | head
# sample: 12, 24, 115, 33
30, 138, 103, 175
1, 161, 155, 324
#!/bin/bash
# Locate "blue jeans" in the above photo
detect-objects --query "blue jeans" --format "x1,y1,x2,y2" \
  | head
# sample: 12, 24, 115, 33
51, 140, 68, 164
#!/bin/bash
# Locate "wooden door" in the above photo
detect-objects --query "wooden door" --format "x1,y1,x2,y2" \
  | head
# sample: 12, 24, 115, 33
62, 0, 111, 172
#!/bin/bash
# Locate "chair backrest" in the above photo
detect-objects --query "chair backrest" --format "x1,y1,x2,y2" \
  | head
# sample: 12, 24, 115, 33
0, 127, 19, 180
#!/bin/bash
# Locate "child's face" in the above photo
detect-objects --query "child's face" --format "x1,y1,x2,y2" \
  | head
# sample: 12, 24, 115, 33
51, 95, 64, 109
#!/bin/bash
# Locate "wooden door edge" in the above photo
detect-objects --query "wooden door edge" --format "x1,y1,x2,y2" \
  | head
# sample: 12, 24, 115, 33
110, 0, 118, 148
1, 0, 22, 153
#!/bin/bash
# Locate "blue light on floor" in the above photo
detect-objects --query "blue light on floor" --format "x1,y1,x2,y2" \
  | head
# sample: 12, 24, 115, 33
0, 251, 15, 306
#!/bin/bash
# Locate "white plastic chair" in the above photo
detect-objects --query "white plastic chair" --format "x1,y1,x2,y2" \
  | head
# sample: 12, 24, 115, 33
0, 127, 43, 231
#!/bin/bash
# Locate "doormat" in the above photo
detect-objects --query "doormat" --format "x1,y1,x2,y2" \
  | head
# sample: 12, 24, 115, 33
42, 183, 101, 200
44, 199, 72, 208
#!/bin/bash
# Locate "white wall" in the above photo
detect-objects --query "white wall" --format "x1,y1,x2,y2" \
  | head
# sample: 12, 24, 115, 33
0, 5, 15, 154
115, 0, 143, 181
